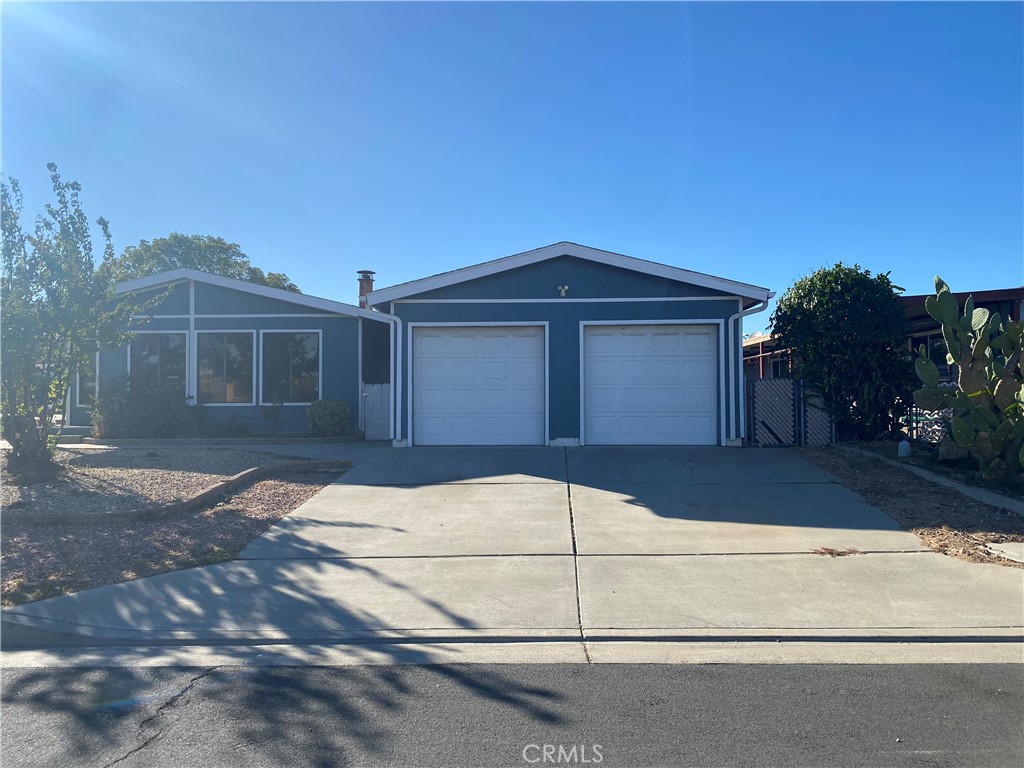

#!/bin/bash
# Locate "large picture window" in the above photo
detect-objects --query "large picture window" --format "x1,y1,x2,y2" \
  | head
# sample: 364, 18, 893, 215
130, 333, 187, 397
198, 332, 254, 404
261, 331, 320, 404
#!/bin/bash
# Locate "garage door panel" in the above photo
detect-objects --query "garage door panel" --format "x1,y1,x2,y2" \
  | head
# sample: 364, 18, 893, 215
650, 359, 684, 382
447, 334, 479, 355
684, 359, 716, 382
684, 332, 713, 353
651, 333, 682, 353
511, 333, 544, 355
413, 326, 545, 446
480, 335, 509, 354
584, 325, 718, 446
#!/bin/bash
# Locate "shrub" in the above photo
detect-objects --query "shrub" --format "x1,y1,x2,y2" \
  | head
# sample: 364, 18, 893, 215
91, 378, 253, 438
261, 402, 284, 436
771, 263, 915, 440
306, 399, 350, 437
92, 377, 198, 439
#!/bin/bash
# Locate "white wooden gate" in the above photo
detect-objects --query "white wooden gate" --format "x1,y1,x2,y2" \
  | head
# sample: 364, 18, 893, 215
360, 383, 391, 441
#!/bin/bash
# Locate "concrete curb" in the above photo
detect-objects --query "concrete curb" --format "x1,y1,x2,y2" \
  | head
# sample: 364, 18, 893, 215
79, 434, 364, 445
1, 460, 351, 526
834, 445, 1024, 517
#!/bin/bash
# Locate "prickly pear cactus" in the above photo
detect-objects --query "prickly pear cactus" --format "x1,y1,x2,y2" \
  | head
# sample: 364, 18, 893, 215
913, 277, 1024, 487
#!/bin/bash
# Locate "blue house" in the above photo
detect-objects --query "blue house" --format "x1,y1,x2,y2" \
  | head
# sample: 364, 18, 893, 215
368, 242, 773, 447
69, 243, 773, 446
68, 268, 396, 437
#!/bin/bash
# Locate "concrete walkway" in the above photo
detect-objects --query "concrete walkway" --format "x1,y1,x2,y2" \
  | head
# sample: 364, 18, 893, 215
4, 446, 1022, 663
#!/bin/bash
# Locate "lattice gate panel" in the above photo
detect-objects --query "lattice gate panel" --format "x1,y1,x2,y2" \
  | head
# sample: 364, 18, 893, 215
750, 378, 797, 446
802, 386, 832, 447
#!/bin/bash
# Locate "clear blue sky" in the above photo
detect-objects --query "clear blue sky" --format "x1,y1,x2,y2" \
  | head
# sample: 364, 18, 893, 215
3, 1, 1022, 333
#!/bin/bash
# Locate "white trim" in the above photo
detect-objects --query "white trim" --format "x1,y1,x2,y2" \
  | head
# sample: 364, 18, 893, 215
579, 319, 727, 447
406, 321, 550, 447
257, 329, 323, 406
197, 313, 354, 319
393, 295, 744, 305
195, 329, 257, 406
188, 281, 196, 403
127, 330, 190, 399
116, 267, 396, 324
357, 317, 363, 430
730, 298, 771, 441
75, 352, 100, 410
134, 313, 360, 320
389, 319, 396, 440
369, 242, 772, 304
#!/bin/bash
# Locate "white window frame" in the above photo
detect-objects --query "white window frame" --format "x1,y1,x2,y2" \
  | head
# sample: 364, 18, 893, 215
406, 321, 550, 448
127, 330, 190, 400
578, 319, 726, 447
195, 330, 257, 407
258, 329, 323, 406
75, 352, 100, 409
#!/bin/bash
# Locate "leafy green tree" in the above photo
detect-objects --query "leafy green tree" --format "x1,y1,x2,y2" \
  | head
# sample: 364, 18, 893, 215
107, 233, 299, 292
770, 263, 914, 440
1, 165, 137, 463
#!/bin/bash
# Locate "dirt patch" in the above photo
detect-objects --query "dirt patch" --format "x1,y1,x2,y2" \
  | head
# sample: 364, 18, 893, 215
1, 446, 303, 517
0, 469, 336, 607
803, 446, 1024, 569
847, 440, 1024, 502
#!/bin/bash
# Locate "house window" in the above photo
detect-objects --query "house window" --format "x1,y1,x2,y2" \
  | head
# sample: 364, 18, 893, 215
76, 358, 96, 407
261, 331, 320, 404
771, 353, 791, 379
198, 332, 255, 404
130, 333, 187, 397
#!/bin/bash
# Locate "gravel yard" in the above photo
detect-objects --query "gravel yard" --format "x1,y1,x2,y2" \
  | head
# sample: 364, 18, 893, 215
803, 446, 1024, 569
1, 468, 338, 606
1, 446, 301, 517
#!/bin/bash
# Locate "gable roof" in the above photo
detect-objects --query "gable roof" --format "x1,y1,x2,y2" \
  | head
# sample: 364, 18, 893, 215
367, 241, 774, 305
116, 267, 394, 322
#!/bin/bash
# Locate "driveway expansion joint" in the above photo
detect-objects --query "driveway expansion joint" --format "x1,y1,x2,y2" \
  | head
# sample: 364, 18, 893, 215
564, 448, 592, 664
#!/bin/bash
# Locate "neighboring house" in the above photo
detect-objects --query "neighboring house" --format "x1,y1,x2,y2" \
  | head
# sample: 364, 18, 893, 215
67, 268, 395, 435
367, 242, 773, 447
900, 286, 1023, 384
742, 285, 1024, 384
69, 242, 776, 445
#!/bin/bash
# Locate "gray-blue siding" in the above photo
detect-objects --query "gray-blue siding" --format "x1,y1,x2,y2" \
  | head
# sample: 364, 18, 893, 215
68, 280, 372, 434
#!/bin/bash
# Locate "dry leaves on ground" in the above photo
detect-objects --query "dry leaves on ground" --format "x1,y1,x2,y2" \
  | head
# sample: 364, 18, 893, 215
803, 447, 1024, 569
1, 469, 337, 606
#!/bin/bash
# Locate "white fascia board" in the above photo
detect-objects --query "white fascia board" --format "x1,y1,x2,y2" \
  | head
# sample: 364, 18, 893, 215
116, 268, 396, 323
367, 242, 773, 305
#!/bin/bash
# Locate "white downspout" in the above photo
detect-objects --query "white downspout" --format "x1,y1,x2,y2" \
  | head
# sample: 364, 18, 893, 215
727, 296, 772, 445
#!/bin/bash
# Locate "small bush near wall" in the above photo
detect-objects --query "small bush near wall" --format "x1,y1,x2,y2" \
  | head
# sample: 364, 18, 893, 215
306, 400, 350, 437
92, 378, 253, 438
92, 378, 196, 438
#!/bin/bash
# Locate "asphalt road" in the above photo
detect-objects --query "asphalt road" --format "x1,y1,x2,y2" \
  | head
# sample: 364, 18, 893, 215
1, 664, 1021, 768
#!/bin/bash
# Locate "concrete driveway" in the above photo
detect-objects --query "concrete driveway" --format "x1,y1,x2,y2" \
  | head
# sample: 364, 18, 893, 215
4, 446, 1023, 659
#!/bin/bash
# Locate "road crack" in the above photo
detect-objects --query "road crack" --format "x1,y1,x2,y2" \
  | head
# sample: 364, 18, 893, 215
104, 666, 223, 768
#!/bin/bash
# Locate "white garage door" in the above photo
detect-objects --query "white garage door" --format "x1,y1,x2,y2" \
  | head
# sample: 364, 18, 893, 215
583, 324, 719, 445
412, 326, 545, 445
